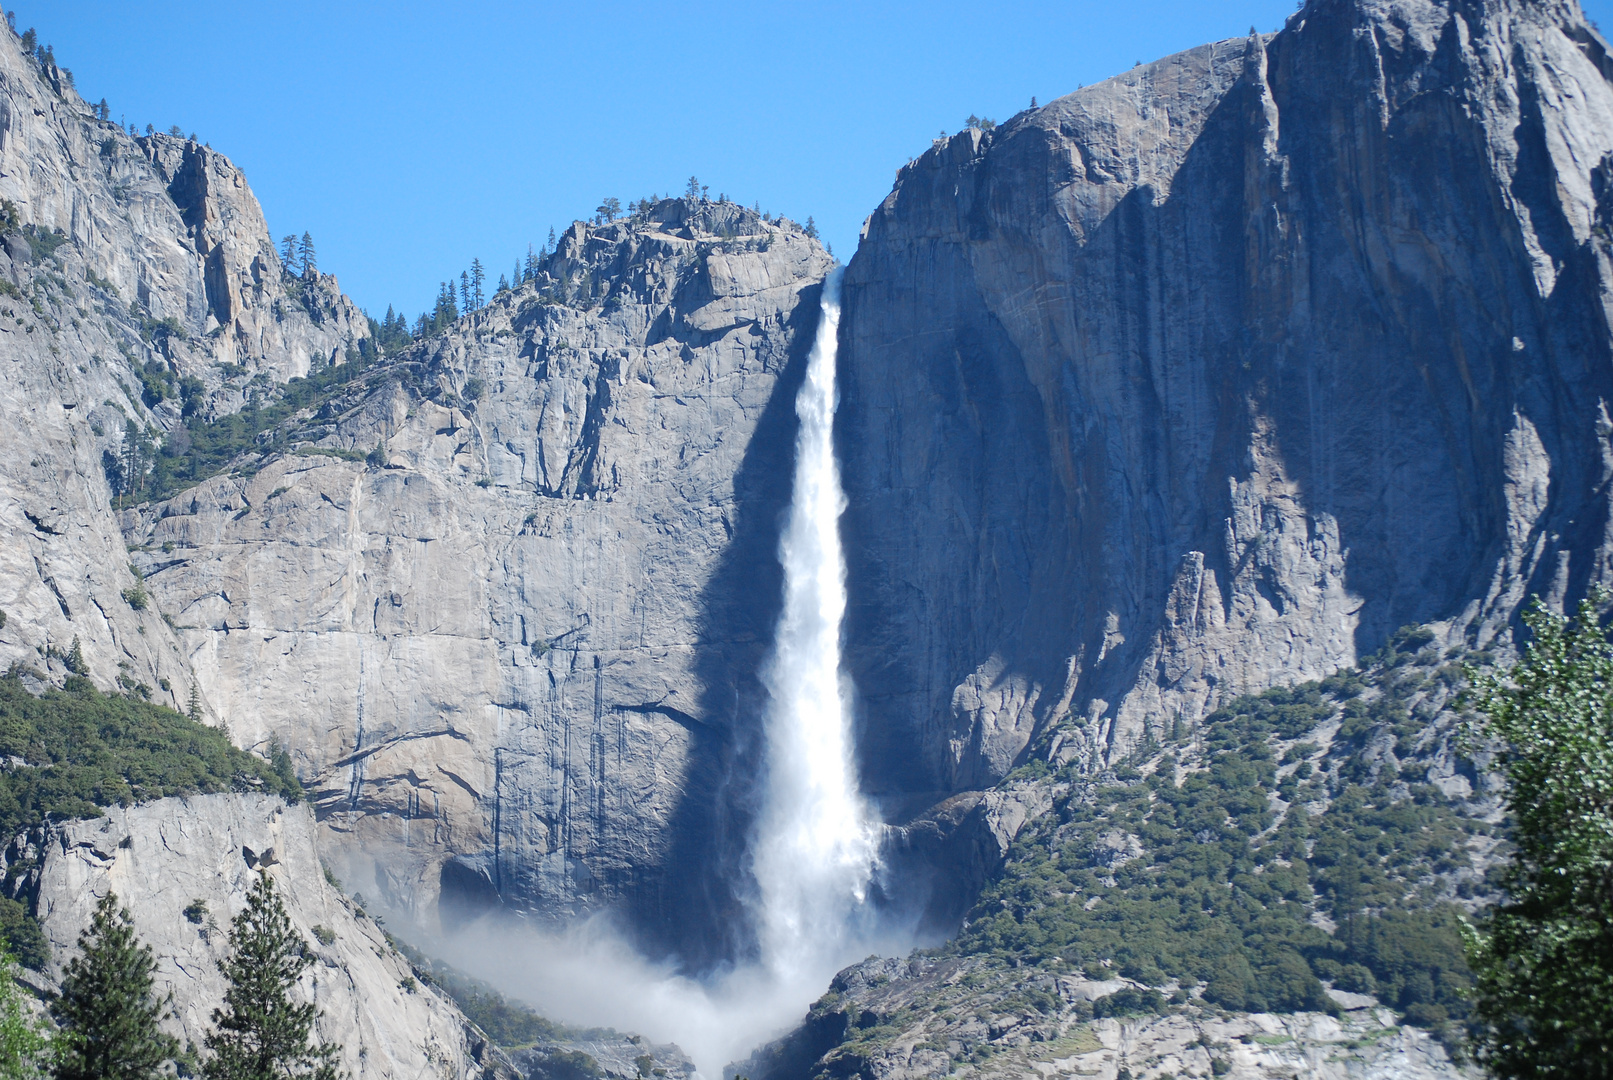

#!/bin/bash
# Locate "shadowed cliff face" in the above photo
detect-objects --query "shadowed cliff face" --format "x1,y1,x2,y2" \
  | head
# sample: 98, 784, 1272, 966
840, 0, 1613, 806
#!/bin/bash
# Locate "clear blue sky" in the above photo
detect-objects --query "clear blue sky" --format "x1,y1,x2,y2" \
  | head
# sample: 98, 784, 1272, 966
28, 1, 1613, 321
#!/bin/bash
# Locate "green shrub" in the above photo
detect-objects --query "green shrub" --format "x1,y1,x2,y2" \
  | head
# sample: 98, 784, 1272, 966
944, 644, 1480, 1029
0, 672, 301, 840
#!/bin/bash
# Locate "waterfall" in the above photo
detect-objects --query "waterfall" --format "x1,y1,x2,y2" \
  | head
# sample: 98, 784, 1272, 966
751, 267, 879, 981
429, 271, 893, 1080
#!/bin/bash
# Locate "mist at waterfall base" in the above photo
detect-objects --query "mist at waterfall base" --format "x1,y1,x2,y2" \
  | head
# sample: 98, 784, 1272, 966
416, 270, 915, 1077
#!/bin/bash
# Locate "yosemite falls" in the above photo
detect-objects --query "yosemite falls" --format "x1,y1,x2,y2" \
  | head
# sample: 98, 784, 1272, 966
752, 268, 880, 982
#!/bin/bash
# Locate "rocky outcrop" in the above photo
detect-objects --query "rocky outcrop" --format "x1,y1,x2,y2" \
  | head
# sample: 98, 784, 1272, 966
838, 0, 1613, 815
12, 794, 507, 1080
742, 955, 1471, 1080
0, 21, 368, 715
129, 201, 834, 962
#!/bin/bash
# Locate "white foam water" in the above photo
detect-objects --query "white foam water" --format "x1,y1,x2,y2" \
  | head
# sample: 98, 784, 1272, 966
751, 266, 879, 983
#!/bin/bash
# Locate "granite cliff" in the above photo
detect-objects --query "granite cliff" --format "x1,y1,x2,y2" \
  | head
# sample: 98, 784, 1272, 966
0, 4, 836, 968
840, 0, 1613, 825
4, 0, 1613, 1074
0, 20, 369, 716
126, 201, 833, 962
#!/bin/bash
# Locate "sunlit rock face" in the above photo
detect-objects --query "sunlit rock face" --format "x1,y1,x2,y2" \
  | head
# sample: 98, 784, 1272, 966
133, 201, 834, 963
839, 0, 1613, 813
0, 29, 367, 720
21, 794, 502, 1080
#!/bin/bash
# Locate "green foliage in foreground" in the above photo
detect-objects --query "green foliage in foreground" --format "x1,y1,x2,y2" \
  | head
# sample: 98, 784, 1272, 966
1467, 597, 1613, 1076
52, 893, 177, 1080
949, 634, 1486, 1047
0, 673, 299, 969
0, 674, 300, 846
0, 940, 48, 1079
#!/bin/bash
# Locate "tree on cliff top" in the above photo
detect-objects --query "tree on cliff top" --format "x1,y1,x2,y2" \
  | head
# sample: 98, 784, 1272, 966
203, 873, 340, 1080
51, 892, 177, 1080
1467, 595, 1613, 1075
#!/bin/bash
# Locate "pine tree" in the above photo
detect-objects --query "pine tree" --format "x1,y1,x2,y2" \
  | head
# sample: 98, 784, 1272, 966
279, 236, 297, 273
0, 941, 47, 1080
685, 176, 700, 200
459, 272, 470, 313
804, 216, 818, 240
546, 227, 556, 253
524, 244, 537, 282
187, 682, 202, 724
470, 259, 485, 309
595, 197, 620, 222
298, 233, 315, 277
203, 874, 340, 1080
52, 892, 178, 1080
497, 274, 509, 294
434, 282, 458, 326
66, 636, 86, 677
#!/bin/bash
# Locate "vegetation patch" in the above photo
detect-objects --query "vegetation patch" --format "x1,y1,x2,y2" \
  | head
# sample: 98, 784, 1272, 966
112, 347, 381, 505
940, 629, 1492, 1054
0, 673, 301, 967
0, 672, 300, 839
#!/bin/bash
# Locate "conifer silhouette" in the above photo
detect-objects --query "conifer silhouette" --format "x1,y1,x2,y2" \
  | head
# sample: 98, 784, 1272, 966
52, 892, 177, 1080
203, 873, 340, 1080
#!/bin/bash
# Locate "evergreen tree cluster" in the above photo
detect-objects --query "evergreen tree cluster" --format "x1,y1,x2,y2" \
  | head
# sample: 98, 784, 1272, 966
44, 878, 341, 1080
105, 344, 379, 504
278, 234, 317, 278
372, 307, 413, 353
0, 672, 301, 846
933, 631, 1491, 1058
14, 23, 70, 88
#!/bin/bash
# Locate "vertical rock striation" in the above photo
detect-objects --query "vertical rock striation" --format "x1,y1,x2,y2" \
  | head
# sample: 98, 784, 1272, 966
839, 0, 1613, 811
131, 202, 834, 962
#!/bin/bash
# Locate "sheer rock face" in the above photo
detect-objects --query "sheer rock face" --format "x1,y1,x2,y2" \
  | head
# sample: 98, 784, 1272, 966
839, 0, 1613, 805
131, 204, 833, 958
21, 794, 506, 1080
0, 26, 367, 713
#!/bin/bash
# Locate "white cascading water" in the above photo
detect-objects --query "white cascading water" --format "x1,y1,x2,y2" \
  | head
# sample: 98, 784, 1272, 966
434, 270, 891, 1079
752, 266, 880, 982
